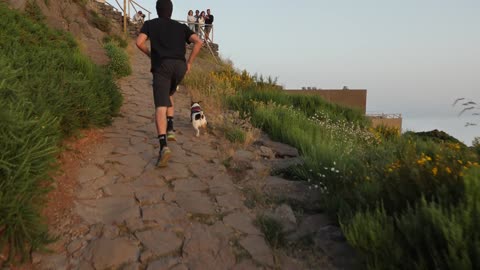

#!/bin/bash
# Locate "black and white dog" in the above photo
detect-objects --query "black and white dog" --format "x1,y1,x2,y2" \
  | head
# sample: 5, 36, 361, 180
191, 101, 207, 137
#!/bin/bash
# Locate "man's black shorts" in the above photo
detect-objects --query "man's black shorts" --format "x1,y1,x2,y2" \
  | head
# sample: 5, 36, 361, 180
152, 59, 187, 107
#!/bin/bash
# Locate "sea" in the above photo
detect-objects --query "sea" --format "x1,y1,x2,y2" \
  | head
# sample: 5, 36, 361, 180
402, 116, 479, 146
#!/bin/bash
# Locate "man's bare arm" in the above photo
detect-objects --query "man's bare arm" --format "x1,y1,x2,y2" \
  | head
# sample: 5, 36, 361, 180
186, 34, 203, 73
136, 33, 150, 57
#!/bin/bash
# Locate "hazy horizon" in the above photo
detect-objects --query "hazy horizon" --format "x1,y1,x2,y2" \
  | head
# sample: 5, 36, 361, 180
134, 0, 480, 143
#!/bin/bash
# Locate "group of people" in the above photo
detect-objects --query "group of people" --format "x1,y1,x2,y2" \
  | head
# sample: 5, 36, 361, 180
187, 9, 214, 41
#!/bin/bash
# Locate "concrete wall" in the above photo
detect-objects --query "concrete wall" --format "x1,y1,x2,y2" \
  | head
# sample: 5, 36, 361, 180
285, 89, 367, 114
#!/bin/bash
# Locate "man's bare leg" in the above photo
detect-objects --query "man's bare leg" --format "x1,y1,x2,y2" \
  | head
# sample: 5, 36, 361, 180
156, 106, 171, 167
167, 96, 176, 141
155, 106, 168, 135
167, 96, 174, 117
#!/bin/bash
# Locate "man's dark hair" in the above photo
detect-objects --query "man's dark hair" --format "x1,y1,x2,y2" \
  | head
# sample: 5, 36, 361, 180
156, 0, 173, 18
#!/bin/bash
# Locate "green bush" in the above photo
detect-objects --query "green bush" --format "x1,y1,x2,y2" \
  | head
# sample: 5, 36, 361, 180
88, 10, 110, 32
103, 34, 128, 48
224, 125, 246, 143
24, 0, 45, 22
0, 3, 121, 262
104, 41, 132, 78
342, 167, 480, 270
255, 215, 285, 248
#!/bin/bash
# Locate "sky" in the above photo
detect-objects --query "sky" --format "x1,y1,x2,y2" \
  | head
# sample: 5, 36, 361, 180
132, 0, 480, 144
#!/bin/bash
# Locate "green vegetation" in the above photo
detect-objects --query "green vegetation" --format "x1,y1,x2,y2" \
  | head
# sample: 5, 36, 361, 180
184, 49, 480, 270
104, 41, 132, 78
24, 0, 45, 22
88, 10, 110, 32
255, 215, 285, 248
103, 34, 129, 49
342, 167, 480, 269
0, 3, 121, 262
224, 125, 246, 143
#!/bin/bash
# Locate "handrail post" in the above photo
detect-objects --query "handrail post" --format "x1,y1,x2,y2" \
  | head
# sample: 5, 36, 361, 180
128, 0, 130, 20
123, 0, 127, 35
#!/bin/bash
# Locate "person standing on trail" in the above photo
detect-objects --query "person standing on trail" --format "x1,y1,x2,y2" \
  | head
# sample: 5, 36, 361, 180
204, 9, 214, 41
187, 10, 196, 32
194, 10, 200, 33
198, 11, 206, 40
135, 0, 203, 167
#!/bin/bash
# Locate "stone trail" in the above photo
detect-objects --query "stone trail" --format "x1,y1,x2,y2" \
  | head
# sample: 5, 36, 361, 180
34, 48, 278, 270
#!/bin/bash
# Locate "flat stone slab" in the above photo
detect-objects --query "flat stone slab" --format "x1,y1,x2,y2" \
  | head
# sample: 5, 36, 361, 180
188, 162, 218, 179
136, 230, 183, 260
141, 204, 187, 227
75, 197, 139, 224
134, 186, 168, 205
173, 178, 208, 192
86, 237, 139, 269
113, 163, 145, 179
146, 257, 183, 270
78, 165, 105, 184
107, 154, 147, 167
208, 174, 237, 195
239, 235, 274, 267
134, 169, 167, 187
176, 192, 215, 215
159, 162, 190, 181
216, 193, 244, 212
182, 224, 235, 270
103, 183, 134, 197
263, 176, 316, 204
181, 142, 218, 159
223, 212, 261, 235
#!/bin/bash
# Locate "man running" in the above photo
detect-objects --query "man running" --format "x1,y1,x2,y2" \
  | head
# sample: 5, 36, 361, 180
136, 0, 203, 167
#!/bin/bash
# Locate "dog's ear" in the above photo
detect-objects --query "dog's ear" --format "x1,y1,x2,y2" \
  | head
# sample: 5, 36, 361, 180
191, 101, 195, 106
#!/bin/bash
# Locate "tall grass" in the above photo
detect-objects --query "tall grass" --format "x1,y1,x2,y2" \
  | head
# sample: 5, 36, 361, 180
104, 41, 132, 78
0, 3, 122, 262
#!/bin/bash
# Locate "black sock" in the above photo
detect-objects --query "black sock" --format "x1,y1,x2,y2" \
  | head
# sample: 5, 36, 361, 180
167, 116, 174, 132
158, 134, 167, 150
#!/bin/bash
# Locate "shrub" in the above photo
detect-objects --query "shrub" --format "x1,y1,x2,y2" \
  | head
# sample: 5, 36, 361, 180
255, 215, 285, 248
406, 129, 466, 146
103, 34, 128, 48
104, 41, 132, 78
473, 137, 480, 156
342, 167, 480, 270
0, 3, 121, 261
24, 0, 45, 22
88, 10, 110, 32
224, 126, 246, 143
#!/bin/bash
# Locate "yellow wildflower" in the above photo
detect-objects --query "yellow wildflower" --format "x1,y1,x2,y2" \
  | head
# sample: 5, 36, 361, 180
445, 167, 452, 174
432, 167, 438, 176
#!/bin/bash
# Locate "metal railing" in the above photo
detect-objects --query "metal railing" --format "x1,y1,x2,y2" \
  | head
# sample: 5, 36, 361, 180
367, 113, 403, 119
177, 21, 218, 63
175, 20, 214, 43
99, 0, 151, 33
